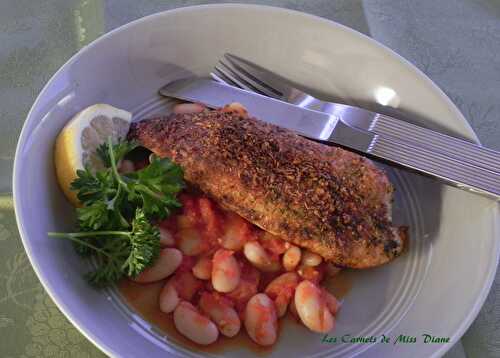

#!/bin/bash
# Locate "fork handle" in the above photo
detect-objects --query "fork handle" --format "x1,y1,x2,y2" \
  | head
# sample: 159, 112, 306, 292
296, 97, 500, 175
367, 135, 500, 199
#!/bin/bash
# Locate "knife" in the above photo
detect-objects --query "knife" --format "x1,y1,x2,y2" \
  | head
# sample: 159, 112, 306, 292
159, 77, 500, 199
214, 53, 500, 175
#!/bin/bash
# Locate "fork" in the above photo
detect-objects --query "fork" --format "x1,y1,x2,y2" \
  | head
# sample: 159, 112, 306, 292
211, 53, 500, 174
160, 77, 500, 199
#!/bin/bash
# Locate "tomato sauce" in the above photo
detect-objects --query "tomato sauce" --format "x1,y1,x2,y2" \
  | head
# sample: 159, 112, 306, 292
118, 191, 352, 353
118, 279, 275, 355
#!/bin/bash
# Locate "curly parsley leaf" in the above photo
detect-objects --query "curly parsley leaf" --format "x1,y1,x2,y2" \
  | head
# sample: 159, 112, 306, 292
71, 168, 115, 206
122, 209, 161, 277
127, 156, 184, 219
49, 138, 184, 287
49, 208, 161, 288
76, 201, 110, 231
96, 139, 138, 168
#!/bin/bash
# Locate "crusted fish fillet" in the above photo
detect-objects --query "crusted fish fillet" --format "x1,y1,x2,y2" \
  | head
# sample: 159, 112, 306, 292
128, 107, 406, 268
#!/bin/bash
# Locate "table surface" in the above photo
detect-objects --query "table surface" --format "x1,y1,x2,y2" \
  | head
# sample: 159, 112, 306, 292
1, 1, 499, 357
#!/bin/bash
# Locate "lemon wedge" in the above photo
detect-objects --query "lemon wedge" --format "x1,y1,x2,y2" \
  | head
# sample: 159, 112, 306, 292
54, 104, 132, 206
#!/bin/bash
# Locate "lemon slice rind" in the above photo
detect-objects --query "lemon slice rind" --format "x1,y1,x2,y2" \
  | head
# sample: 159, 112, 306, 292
55, 104, 132, 206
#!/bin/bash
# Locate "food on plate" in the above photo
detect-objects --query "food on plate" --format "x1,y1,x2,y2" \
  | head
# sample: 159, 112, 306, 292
199, 291, 241, 337
264, 272, 300, 317
141, 190, 343, 346
159, 280, 180, 313
294, 280, 335, 333
173, 301, 219, 345
212, 249, 241, 292
54, 104, 132, 206
244, 293, 278, 346
282, 245, 302, 271
128, 104, 407, 268
49, 101, 408, 347
132, 248, 182, 283
49, 131, 185, 287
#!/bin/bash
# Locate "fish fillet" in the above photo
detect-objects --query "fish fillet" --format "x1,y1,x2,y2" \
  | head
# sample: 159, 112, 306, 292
128, 106, 406, 268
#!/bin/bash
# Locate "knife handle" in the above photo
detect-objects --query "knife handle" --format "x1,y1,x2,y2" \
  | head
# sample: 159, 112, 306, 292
368, 135, 500, 199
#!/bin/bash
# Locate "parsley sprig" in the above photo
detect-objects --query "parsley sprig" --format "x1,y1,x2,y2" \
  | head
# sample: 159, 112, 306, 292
48, 138, 184, 287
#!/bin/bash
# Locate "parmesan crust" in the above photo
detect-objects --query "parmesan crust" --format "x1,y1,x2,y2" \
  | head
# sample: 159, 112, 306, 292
128, 108, 406, 268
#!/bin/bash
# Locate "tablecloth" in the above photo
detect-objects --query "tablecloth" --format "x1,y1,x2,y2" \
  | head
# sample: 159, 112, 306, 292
1, 1, 499, 357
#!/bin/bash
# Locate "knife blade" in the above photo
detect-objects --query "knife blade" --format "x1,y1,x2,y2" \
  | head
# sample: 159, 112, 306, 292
159, 77, 500, 199
159, 77, 373, 149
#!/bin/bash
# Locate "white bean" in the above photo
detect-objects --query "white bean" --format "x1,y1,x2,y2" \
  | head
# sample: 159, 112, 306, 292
222, 102, 248, 117
244, 293, 278, 346
301, 250, 323, 267
275, 294, 291, 318
173, 102, 206, 114
212, 249, 241, 293
159, 280, 179, 313
297, 264, 323, 284
177, 228, 204, 256
199, 292, 241, 337
264, 272, 300, 317
220, 226, 247, 251
132, 248, 182, 283
265, 272, 300, 297
282, 245, 302, 271
118, 159, 135, 174
294, 280, 334, 333
159, 227, 175, 247
192, 256, 212, 280
173, 301, 219, 345
322, 288, 340, 315
219, 212, 251, 251
243, 241, 281, 272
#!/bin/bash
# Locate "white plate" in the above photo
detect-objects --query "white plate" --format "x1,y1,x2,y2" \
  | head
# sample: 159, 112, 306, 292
13, 4, 500, 358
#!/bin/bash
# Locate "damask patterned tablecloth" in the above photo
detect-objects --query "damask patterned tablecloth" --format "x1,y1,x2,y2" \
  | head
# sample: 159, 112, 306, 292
0, 1, 498, 357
